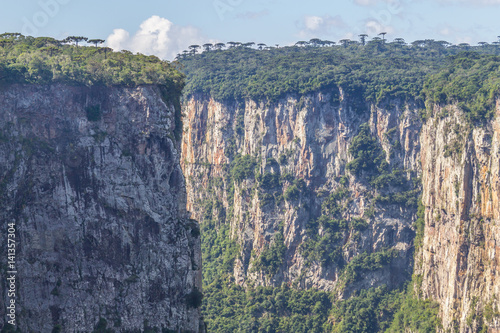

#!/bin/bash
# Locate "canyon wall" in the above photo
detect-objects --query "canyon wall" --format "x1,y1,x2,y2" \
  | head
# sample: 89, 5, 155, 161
417, 103, 500, 332
182, 91, 422, 293
0, 84, 204, 332
182, 91, 500, 331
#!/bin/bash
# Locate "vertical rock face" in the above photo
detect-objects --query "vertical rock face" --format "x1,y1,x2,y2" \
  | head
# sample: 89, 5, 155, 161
182, 91, 422, 293
0, 84, 203, 332
182, 89, 500, 331
417, 104, 500, 332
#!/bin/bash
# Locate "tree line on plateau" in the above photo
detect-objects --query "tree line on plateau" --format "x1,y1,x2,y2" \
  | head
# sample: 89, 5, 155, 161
0, 33, 184, 92
177, 32, 500, 59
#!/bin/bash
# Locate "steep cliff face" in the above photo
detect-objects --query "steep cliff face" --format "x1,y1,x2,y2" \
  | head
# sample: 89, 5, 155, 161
182, 88, 500, 331
0, 84, 203, 332
182, 91, 422, 293
417, 103, 500, 332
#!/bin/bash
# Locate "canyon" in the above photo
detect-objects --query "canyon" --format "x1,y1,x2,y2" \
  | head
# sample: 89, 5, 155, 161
181, 91, 500, 332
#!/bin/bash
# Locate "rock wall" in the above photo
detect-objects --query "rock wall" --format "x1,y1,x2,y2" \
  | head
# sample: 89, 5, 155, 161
181, 91, 422, 294
182, 89, 500, 331
0, 84, 203, 332
417, 103, 500, 332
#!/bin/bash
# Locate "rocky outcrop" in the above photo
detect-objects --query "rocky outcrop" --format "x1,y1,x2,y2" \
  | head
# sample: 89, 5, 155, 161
181, 91, 422, 293
417, 103, 500, 332
182, 88, 500, 331
0, 84, 203, 332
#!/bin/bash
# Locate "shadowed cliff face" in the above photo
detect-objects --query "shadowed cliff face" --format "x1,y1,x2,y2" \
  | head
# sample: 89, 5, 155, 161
0, 84, 203, 332
181, 91, 422, 293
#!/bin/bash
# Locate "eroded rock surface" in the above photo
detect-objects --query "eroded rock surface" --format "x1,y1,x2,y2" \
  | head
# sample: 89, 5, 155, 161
182, 90, 500, 331
182, 92, 421, 293
0, 84, 203, 333
417, 104, 500, 332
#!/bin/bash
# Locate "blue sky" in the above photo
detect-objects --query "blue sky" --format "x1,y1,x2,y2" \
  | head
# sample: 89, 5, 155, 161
1, 0, 499, 59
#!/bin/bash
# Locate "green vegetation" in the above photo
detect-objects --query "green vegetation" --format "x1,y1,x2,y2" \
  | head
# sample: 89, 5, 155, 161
347, 123, 420, 209
351, 217, 369, 231
371, 169, 405, 189
332, 281, 441, 333
252, 225, 286, 277
181, 44, 437, 103
278, 149, 293, 165
301, 187, 350, 267
0, 33, 184, 92
283, 178, 306, 201
341, 250, 398, 285
181, 39, 500, 108
331, 286, 403, 333
257, 171, 280, 190
423, 53, 500, 123
483, 297, 500, 326
346, 123, 387, 178
230, 154, 257, 183
203, 282, 334, 332
203, 273, 441, 333
374, 189, 420, 208
202, 220, 239, 284
387, 279, 442, 333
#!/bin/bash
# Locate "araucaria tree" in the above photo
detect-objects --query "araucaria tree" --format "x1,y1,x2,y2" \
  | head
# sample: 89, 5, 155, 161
64, 36, 88, 47
88, 39, 105, 48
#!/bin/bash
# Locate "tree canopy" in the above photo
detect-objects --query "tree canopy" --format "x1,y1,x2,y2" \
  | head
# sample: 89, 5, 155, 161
423, 52, 500, 122
0, 33, 184, 94
180, 38, 500, 122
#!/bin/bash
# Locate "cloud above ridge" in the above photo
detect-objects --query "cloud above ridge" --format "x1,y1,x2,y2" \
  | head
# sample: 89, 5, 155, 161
106, 16, 208, 60
297, 15, 347, 39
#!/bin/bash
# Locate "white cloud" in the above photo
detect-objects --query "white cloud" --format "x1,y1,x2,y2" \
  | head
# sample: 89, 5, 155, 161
107, 29, 130, 50
106, 16, 209, 60
297, 15, 347, 39
365, 20, 394, 35
439, 27, 451, 36
304, 16, 322, 30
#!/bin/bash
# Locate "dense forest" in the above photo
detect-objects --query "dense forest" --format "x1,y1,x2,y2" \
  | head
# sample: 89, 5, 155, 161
0, 33, 184, 95
181, 38, 500, 123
